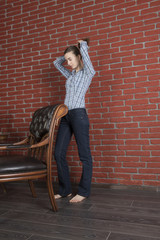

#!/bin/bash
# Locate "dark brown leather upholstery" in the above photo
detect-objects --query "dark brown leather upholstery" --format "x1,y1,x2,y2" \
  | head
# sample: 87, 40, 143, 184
30, 104, 58, 142
0, 156, 46, 174
0, 104, 68, 211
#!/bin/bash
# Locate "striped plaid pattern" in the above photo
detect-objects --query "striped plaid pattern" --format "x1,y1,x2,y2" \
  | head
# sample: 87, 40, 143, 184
54, 41, 95, 110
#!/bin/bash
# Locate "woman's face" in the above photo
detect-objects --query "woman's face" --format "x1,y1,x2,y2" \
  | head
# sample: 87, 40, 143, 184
64, 51, 81, 72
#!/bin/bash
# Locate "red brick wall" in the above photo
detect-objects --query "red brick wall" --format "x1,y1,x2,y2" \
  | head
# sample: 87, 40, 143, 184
0, 0, 160, 187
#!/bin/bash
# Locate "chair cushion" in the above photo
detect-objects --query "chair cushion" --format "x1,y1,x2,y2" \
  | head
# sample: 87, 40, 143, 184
0, 155, 46, 174
30, 104, 58, 142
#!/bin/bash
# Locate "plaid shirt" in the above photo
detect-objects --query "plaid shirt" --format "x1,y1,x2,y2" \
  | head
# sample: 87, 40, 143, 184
53, 41, 95, 110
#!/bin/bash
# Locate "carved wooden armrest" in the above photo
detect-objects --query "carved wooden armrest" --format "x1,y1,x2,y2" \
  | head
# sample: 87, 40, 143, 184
0, 137, 30, 150
0, 137, 49, 150
30, 137, 49, 149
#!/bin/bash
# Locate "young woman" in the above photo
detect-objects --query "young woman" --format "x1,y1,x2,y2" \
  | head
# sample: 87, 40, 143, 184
53, 39, 95, 203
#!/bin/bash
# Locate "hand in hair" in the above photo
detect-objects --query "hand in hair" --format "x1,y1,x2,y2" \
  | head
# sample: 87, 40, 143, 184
78, 40, 84, 49
78, 40, 83, 44
78, 38, 90, 48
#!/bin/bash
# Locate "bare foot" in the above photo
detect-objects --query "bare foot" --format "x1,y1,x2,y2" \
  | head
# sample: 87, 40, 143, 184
54, 194, 62, 199
54, 194, 72, 199
69, 194, 86, 203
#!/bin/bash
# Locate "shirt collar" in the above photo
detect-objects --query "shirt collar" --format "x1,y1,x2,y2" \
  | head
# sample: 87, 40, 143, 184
72, 68, 83, 75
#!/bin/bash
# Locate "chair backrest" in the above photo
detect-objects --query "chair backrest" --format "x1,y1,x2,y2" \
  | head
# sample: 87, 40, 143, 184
30, 104, 59, 143
28, 104, 68, 162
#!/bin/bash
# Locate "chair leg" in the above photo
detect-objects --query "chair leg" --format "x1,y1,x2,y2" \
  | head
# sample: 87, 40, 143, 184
1, 183, 7, 193
28, 180, 37, 198
46, 177, 58, 212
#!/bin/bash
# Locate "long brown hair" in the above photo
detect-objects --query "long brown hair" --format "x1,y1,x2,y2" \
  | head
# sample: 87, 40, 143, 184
64, 38, 90, 56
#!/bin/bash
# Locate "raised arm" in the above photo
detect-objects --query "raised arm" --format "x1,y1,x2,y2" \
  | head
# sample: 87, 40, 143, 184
79, 40, 96, 77
53, 56, 71, 79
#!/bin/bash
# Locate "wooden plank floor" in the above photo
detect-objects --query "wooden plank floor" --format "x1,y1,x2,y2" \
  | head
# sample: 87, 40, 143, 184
1, 182, 160, 240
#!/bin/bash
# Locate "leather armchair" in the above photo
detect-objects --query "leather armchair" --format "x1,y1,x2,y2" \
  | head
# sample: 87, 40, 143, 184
0, 104, 68, 211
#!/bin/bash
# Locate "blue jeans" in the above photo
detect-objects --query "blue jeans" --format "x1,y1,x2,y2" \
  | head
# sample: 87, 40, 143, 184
54, 108, 92, 197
